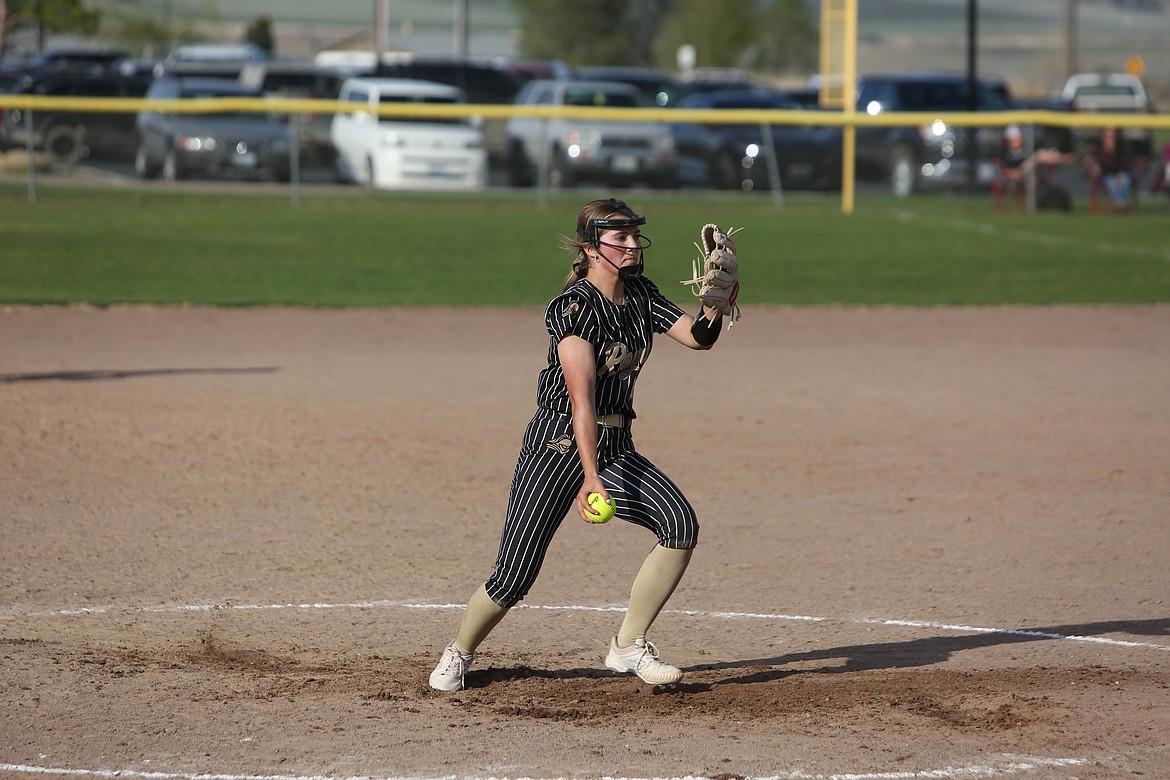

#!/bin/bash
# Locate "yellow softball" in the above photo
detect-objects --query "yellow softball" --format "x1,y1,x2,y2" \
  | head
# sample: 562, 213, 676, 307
585, 492, 616, 524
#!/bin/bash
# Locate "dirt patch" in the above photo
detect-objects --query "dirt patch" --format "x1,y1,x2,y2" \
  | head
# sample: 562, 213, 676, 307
1, 304, 1168, 780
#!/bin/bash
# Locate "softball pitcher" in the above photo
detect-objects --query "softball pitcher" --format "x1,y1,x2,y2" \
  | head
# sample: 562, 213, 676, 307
429, 198, 741, 691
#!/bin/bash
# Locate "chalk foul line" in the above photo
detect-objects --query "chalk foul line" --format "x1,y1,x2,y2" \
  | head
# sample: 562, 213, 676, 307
4, 599, 1166, 652
0, 754, 1091, 780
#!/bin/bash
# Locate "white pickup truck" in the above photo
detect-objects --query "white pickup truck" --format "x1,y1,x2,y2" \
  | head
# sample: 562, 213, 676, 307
1059, 73, 1154, 155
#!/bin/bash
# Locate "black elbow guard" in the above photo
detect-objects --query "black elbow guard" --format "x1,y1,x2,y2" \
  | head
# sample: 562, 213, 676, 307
690, 310, 721, 347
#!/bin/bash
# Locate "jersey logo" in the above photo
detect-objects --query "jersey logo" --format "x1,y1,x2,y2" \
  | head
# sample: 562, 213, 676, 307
598, 341, 647, 381
561, 301, 580, 319
546, 433, 574, 455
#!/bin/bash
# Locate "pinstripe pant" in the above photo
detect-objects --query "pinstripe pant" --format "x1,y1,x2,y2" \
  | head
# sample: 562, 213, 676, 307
484, 408, 699, 609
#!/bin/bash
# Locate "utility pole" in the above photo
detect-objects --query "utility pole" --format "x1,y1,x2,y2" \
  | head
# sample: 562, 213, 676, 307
965, 0, 978, 191
1065, 0, 1078, 78
454, 0, 469, 58
374, 0, 389, 60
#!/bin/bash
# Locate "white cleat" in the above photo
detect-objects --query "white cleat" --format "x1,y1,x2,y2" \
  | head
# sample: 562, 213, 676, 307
604, 636, 683, 685
429, 642, 473, 691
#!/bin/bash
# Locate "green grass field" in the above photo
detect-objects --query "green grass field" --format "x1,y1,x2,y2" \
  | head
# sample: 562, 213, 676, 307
2, 183, 1168, 307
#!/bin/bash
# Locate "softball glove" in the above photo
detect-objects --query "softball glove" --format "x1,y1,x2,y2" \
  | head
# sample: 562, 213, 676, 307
682, 223, 743, 327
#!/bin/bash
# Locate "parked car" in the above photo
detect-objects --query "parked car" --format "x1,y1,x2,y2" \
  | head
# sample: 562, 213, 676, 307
658, 68, 764, 107
0, 68, 153, 164
670, 87, 840, 191
505, 79, 677, 189
238, 60, 345, 164
570, 66, 676, 106
157, 43, 269, 80
134, 75, 293, 182
0, 68, 20, 94
1058, 72, 1155, 157
373, 55, 563, 166
16, 48, 130, 77
330, 76, 487, 191
853, 73, 1016, 196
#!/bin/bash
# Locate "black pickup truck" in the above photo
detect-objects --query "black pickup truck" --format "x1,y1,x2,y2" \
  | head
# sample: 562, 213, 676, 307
0, 66, 153, 165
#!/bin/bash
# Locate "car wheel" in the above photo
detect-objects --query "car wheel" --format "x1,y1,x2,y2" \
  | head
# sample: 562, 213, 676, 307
365, 156, 377, 189
134, 141, 159, 180
889, 147, 917, 198
331, 147, 350, 184
44, 124, 86, 168
548, 147, 575, 189
162, 147, 185, 181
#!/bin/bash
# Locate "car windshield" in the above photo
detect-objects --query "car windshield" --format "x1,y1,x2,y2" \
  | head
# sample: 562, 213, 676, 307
562, 88, 642, 108
180, 87, 270, 120
378, 95, 458, 105
1074, 85, 1138, 97
709, 97, 797, 110
894, 81, 1012, 111
377, 93, 465, 124
261, 74, 338, 98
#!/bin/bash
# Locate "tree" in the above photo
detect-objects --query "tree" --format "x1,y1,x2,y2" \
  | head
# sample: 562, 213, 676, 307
1, 0, 102, 56
243, 14, 274, 55
652, 0, 758, 72
511, 0, 819, 76
512, 0, 639, 68
626, 0, 672, 68
757, 0, 818, 75
0, 0, 8, 60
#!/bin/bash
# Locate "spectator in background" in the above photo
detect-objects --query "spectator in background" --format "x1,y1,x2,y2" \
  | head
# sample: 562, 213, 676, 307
991, 125, 1073, 212
991, 125, 1030, 211
1083, 126, 1135, 213
1150, 142, 1170, 206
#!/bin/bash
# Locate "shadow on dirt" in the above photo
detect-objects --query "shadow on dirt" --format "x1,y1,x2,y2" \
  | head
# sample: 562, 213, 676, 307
0, 367, 279, 382
694, 617, 1170, 685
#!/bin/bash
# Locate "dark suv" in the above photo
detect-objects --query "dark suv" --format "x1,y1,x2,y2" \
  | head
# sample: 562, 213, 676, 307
854, 73, 1014, 196
0, 68, 153, 164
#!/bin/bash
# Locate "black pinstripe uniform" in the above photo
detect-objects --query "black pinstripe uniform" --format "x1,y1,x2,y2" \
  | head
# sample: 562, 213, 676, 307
483, 275, 699, 609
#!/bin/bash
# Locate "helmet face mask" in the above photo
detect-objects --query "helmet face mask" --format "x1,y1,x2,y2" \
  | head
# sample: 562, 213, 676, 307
577, 198, 649, 281
583, 214, 648, 249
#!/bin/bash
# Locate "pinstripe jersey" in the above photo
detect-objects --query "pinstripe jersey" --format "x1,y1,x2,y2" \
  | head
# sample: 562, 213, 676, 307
480, 275, 696, 608
537, 276, 684, 419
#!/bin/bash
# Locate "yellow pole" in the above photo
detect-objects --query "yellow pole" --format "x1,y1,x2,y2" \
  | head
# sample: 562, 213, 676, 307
841, 0, 857, 215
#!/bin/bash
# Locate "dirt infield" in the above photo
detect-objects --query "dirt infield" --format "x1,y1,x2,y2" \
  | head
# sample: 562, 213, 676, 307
2, 305, 1168, 780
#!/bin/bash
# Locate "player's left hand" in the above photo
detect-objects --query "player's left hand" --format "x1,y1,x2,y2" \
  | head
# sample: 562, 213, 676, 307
682, 223, 742, 327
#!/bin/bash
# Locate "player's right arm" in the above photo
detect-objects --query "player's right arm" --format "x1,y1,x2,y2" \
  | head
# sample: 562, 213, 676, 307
557, 334, 607, 523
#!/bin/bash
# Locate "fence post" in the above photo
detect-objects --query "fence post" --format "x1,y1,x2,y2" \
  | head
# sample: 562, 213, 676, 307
1025, 123, 1036, 212
24, 108, 37, 202
537, 117, 549, 207
289, 113, 301, 207
759, 122, 784, 207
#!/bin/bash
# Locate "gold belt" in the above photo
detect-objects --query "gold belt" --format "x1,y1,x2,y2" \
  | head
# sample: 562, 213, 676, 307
597, 413, 628, 429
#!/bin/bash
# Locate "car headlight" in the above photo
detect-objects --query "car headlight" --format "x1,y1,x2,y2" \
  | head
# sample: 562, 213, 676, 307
919, 121, 953, 147
177, 135, 217, 152
565, 129, 601, 151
